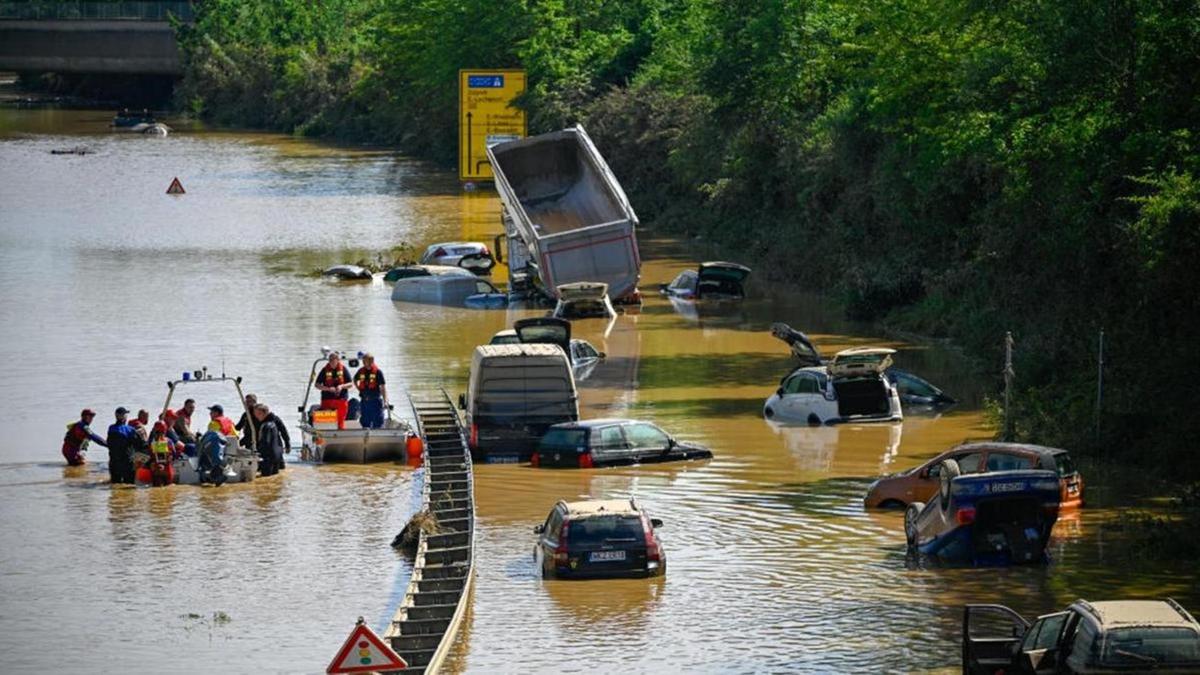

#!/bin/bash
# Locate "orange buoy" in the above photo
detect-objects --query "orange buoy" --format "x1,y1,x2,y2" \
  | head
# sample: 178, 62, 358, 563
406, 435, 424, 466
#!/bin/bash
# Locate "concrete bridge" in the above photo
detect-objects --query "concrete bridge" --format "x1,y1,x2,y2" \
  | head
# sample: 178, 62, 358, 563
0, 2, 193, 76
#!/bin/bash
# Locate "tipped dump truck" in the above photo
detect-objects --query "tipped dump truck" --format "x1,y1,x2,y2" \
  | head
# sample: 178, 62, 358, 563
487, 125, 642, 302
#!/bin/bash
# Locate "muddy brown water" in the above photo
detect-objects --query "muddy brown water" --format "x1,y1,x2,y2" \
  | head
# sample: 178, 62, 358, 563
0, 107, 1194, 673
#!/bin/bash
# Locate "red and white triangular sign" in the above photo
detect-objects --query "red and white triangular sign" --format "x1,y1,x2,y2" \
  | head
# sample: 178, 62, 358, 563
166, 177, 186, 195
327, 620, 407, 673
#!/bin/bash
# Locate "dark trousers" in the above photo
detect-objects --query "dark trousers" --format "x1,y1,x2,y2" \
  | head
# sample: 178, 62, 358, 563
360, 397, 384, 429
108, 451, 135, 484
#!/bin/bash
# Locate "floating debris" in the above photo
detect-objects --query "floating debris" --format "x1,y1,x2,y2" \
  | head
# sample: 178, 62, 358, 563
391, 509, 441, 559
49, 146, 93, 155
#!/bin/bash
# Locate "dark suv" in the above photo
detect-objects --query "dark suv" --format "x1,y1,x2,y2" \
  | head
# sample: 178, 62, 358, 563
964, 599, 1200, 673
533, 499, 665, 579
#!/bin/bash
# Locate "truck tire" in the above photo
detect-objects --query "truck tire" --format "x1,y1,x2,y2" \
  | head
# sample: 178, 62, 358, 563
905, 502, 924, 548
939, 459, 961, 508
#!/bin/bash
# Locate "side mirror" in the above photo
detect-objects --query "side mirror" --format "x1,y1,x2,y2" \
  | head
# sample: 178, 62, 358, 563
668, 437, 677, 448
776, 387, 784, 397
533, 524, 545, 534
598, 351, 607, 359
650, 518, 663, 528
458, 394, 467, 410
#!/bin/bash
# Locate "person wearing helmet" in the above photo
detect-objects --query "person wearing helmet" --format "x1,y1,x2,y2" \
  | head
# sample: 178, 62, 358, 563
146, 421, 176, 487
61, 409, 107, 466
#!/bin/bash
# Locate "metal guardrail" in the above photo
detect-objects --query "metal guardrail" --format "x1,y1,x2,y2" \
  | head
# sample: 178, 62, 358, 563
0, 1, 194, 21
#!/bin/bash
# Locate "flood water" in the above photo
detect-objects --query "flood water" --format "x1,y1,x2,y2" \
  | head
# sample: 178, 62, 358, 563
1, 107, 1195, 674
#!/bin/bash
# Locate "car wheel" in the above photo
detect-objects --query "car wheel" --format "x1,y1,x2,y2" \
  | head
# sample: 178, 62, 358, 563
904, 502, 924, 548
939, 459, 961, 508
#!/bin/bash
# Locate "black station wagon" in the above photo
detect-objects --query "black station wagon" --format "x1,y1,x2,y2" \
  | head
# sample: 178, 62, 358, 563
531, 419, 713, 468
533, 498, 665, 579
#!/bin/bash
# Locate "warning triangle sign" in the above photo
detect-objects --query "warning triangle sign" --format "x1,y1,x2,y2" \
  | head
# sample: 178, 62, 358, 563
166, 177, 186, 195
327, 621, 407, 673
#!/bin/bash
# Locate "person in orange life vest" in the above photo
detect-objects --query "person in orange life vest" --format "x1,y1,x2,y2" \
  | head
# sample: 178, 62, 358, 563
146, 421, 176, 486
315, 352, 353, 429
354, 353, 389, 429
62, 408, 107, 466
207, 404, 237, 437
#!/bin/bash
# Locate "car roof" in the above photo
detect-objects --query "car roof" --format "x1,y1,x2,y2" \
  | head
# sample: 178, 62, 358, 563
475, 343, 565, 358
945, 442, 1065, 460
1072, 600, 1200, 630
560, 498, 640, 518
552, 418, 643, 429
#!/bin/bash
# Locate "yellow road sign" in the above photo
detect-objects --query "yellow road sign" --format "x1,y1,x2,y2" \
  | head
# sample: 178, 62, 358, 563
459, 69, 526, 182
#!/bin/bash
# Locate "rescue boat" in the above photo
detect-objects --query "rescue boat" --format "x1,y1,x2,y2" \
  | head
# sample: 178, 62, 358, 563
158, 369, 259, 485
297, 347, 414, 463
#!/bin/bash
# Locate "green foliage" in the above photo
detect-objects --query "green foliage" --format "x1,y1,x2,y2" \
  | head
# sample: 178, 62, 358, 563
178, 0, 1200, 476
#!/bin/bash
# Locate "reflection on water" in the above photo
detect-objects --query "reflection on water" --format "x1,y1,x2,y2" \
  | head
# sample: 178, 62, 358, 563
1, 107, 1196, 674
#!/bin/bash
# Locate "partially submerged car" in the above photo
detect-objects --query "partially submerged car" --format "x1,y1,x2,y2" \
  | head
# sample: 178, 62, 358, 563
533, 498, 665, 578
904, 459, 1060, 565
661, 262, 751, 301
390, 266, 507, 308
418, 241, 496, 275
964, 599, 1200, 674
322, 264, 373, 281
552, 282, 616, 319
532, 419, 713, 468
865, 442, 1084, 509
383, 264, 474, 283
763, 345, 903, 425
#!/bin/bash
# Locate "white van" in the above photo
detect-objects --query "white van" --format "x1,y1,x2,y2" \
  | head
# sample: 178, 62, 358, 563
390, 266, 506, 308
462, 343, 578, 462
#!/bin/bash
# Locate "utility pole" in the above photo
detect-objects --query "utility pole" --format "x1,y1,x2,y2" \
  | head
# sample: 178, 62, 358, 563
1003, 331, 1014, 441
1095, 328, 1104, 442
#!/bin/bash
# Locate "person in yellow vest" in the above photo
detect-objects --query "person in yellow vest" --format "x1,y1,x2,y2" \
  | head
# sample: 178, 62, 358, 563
354, 353, 390, 429
315, 352, 353, 429
146, 421, 176, 486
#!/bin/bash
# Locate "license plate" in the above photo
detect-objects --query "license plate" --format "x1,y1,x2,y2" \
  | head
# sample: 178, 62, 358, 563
1068, 484, 1078, 494
589, 550, 626, 562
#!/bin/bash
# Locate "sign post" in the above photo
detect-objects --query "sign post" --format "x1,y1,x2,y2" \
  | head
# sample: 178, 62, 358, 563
327, 617, 407, 673
458, 69, 526, 183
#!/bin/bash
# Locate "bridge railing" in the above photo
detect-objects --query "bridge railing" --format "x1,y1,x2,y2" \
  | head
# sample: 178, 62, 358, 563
0, 1, 194, 21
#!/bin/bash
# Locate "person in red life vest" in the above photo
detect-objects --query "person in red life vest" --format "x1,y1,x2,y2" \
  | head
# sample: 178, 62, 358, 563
62, 408, 107, 466
160, 409, 186, 458
146, 421, 176, 487
354, 353, 389, 429
315, 352, 353, 429
207, 404, 237, 437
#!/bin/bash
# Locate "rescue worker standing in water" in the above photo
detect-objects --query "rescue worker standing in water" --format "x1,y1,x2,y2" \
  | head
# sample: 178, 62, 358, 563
62, 409, 107, 466
354, 353, 389, 429
315, 352, 353, 429
106, 407, 143, 484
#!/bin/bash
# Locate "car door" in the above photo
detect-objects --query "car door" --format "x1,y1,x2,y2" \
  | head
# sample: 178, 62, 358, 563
963, 604, 1030, 675
592, 425, 629, 464
778, 371, 825, 419
623, 422, 672, 461
1015, 612, 1070, 674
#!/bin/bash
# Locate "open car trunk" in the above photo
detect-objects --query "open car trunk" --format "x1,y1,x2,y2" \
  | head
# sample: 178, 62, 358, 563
514, 317, 571, 357
697, 262, 750, 299
834, 377, 891, 417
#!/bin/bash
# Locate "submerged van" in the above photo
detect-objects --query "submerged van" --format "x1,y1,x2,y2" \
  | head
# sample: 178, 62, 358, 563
390, 266, 506, 308
463, 344, 579, 462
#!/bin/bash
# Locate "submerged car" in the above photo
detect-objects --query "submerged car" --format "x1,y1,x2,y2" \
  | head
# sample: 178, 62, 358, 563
552, 282, 616, 319
963, 599, 1200, 674
383, 264, 474, 283
865, 442, 1084, 509
533, 498, 665, 579
390, 266, 506, 308
904, 459, 1060, 565
661, 261, 751, 301
492, 318, 606, 381
763, 345, 903, 425
418, 241, 496, 275
532, 419, 713, 468
322, 264, 373, 281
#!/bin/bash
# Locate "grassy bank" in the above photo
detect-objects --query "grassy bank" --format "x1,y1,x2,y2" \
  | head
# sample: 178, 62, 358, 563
175, 1, 1200, 479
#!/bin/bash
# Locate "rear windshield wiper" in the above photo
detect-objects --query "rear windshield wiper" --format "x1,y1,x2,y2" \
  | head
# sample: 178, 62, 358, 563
1113, 649, 1158, 666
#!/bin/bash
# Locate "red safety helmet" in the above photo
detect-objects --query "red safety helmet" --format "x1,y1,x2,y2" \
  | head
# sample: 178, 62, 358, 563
81, 408, 96, 418
152, 421, 167, 433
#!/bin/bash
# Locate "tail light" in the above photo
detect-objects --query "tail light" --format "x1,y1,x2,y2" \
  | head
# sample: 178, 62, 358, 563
554, 522, 570, 563
530, 452, 540, 467
955, 507, 976, 525
433, 247, 448, 258
644, 517, 660, 562
469, 423, 478, 449
578, 451, 594, 469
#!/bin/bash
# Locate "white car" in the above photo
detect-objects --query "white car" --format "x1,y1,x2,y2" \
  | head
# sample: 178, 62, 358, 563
490, 318, 605, 381
418, 242, 495, 275
763, 340, 902, 425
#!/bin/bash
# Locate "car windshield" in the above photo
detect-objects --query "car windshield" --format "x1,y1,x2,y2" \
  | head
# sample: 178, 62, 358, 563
1101, 627, 1200, 666
539, 428, 586, 450
569, 515, 644, 546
